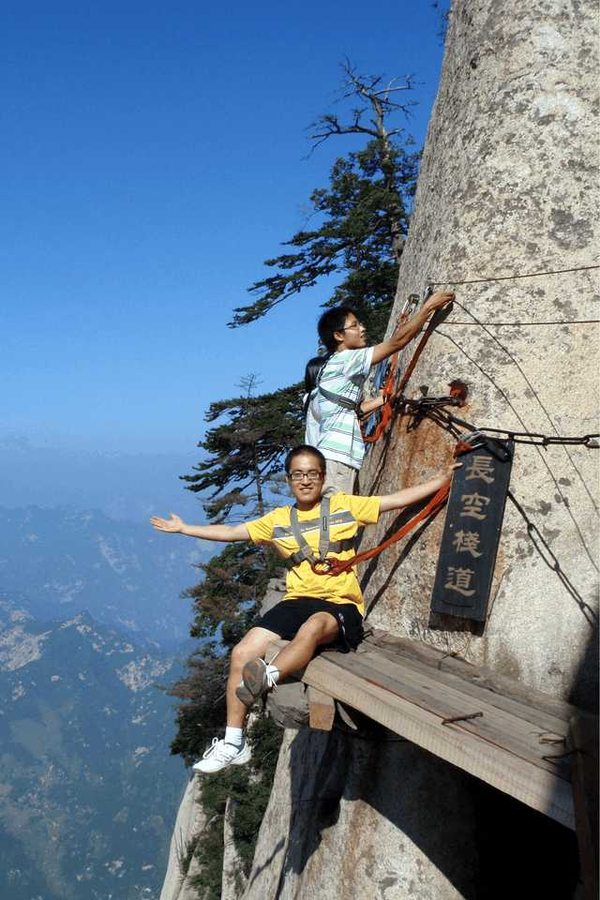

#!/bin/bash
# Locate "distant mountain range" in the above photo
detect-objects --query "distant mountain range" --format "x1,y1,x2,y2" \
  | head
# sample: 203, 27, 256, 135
0, 506, 213, 646
0, 435, 205, 523
0, 595, 190, 900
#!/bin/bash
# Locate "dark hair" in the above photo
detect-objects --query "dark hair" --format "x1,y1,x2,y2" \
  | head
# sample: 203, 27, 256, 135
284, 445, 327, 475
304, 355, 329, 394
317, 306, 356, 352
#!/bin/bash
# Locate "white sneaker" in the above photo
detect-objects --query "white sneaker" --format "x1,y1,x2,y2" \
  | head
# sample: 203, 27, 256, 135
192, 737, 251, 774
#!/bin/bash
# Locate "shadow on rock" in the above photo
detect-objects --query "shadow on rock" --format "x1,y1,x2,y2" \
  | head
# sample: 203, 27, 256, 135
266, 720, 580, 899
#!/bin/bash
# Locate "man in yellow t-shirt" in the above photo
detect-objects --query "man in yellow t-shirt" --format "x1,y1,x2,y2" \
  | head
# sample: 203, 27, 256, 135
151, 444, 456, 775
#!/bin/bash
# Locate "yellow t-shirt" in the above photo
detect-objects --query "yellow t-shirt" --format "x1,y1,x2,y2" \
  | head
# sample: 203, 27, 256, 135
246, 492, 380, 616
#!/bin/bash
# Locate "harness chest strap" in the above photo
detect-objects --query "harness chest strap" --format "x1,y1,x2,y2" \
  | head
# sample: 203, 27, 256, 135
317, 384, 360, 412
316, 358, 361, 413
285, 496, 355, 569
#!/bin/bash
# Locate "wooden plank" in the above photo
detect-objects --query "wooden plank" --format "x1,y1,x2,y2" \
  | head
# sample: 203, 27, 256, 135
355, 648, 569, 755
363, 631, 577, 722
326, 649, 571, 780
360, 638, 570, 736
270, 638, 570, 759
568, 714, 599, 900
294, 652, 574, 829
307, 686, 335, 731
267, 638, 576, 828
350, 649, 569, 767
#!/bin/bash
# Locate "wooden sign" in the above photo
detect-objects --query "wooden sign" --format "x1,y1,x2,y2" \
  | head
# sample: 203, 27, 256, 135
431, 438, 514, 622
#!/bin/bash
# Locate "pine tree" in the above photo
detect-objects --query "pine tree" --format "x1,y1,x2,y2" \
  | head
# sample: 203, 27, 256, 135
230, 63, 419, 342
181, 375, 304, 521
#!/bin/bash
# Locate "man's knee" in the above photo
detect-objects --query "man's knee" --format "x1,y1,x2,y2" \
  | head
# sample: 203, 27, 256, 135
231, 627, 275, 667
230, 642, 249, 670
296, 611, 339, 643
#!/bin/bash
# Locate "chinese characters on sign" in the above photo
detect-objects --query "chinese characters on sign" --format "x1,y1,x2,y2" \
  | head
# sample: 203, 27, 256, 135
444, 566, 476, 596
431, 441, 514, 622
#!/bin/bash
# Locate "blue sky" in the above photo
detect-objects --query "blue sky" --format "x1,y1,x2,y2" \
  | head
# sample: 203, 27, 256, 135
2, 1, 447, 511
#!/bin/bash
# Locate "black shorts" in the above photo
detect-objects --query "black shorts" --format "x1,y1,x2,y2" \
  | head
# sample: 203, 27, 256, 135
256, 597, 363, 652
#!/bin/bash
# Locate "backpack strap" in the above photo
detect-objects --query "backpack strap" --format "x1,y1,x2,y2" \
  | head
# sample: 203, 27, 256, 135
317, 385, 360, 411
315, 357, 361, 412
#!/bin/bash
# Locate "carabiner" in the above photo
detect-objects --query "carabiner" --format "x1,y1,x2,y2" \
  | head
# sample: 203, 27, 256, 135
311, 558, 334, 575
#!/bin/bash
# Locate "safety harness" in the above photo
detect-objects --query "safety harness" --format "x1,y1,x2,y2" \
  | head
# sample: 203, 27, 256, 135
309, 446, 461, 579
284, 496, 356, 570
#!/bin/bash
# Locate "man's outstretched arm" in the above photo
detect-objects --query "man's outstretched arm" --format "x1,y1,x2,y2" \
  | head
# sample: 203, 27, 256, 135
150, 514, 250, 542
370, 291, 455, 366
378, 464, 460, 514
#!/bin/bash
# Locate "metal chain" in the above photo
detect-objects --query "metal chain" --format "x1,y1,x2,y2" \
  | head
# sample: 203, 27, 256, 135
395, 395, 600, 449
494, 432, 599, 448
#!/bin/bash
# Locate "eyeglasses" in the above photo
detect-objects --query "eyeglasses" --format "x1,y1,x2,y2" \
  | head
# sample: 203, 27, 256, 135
341, 320, 364, 331
288, 469, 324, 482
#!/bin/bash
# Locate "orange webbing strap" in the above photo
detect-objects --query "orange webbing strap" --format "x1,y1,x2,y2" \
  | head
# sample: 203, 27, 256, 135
361, 353, 399, 444
395, 306, 446, 396
361, 305, 447, 445
311, 481, 451, 577
454, 438, 474, 457
361, 308, 407, 445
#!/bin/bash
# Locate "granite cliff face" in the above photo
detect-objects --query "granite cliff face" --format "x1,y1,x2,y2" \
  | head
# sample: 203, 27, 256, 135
160, 777, 207, 900
162, 1, 598, 896
357, 0, 599, 706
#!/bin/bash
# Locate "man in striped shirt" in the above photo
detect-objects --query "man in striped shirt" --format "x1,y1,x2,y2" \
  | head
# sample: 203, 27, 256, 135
315, 292, 454, 495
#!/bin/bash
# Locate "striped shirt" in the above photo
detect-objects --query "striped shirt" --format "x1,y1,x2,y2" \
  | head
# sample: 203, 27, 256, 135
303, 390, 321, 448
316, 347, 374, 470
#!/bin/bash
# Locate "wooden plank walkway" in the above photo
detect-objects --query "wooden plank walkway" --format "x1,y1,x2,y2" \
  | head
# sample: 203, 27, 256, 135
268, 631, 595, 833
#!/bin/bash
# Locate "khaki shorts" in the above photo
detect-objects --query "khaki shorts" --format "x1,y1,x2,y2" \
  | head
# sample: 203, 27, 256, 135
322, 459, 358, 496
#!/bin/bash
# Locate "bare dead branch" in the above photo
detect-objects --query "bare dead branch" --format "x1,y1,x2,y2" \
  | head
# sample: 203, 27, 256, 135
373, 85, 414, 95
307, 60, 417, 155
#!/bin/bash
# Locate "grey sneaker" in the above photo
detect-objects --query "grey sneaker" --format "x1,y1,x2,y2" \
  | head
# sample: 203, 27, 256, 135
192, 738, 251, 774
236, 657, 278, 708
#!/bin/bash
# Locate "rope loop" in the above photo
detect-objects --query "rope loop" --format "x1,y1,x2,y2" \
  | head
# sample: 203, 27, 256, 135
311, 558, 336, 575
